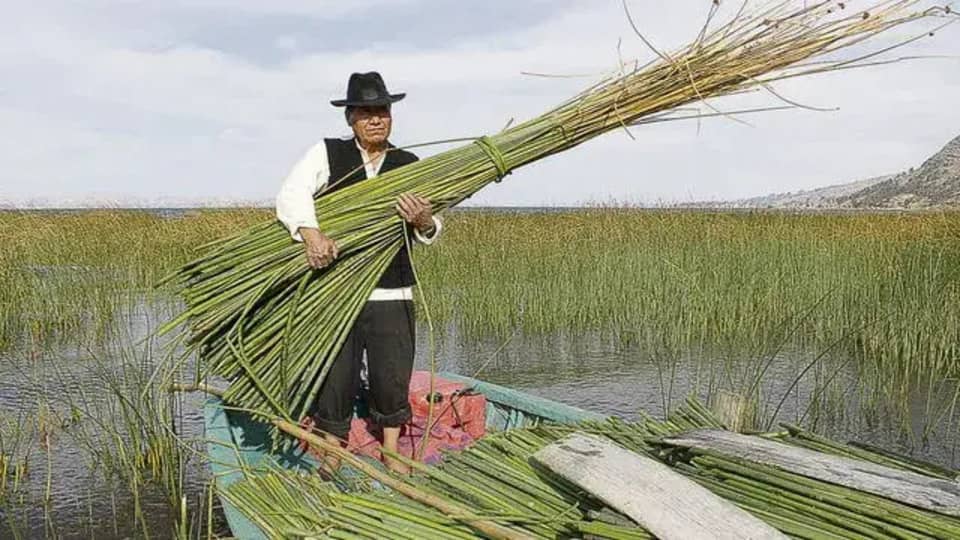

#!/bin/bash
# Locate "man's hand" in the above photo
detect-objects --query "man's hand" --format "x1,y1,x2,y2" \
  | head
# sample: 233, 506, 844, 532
300, 227, 339, 269
396, 193, 434, 234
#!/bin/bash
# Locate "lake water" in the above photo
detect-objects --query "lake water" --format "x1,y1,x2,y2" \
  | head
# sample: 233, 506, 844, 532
2, 299, 958, 538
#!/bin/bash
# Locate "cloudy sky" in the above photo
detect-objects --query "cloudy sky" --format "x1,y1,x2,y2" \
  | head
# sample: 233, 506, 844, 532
1, 1, 958, 207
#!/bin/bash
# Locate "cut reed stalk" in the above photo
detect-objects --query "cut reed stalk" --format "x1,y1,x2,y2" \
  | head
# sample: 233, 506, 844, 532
157, 2, 955, 442
274, 419, 535, 540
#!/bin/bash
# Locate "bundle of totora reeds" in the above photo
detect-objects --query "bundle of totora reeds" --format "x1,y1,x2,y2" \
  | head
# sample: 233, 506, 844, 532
157, 1, 957, 436
224, 398, 960, 539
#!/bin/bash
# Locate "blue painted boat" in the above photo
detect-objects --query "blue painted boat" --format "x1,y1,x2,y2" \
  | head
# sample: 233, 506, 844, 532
205, 372, 606, 540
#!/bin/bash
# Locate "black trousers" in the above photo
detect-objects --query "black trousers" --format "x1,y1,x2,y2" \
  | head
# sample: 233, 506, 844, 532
312, 300, 415, 438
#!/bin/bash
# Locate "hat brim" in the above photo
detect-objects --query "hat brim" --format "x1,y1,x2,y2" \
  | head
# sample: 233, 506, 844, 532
330, 93, 406, 107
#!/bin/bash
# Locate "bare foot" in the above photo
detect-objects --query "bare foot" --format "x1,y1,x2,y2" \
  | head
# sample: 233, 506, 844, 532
383, 455, 411, 475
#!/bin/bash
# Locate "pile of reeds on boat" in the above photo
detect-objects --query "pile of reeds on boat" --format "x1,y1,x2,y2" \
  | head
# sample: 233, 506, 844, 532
221, 397, 960, 539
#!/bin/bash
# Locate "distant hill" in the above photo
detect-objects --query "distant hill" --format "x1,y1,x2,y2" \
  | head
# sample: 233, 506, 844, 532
692, 134, 960, 210
725, 174, 893, 209
837, 135, 960, 208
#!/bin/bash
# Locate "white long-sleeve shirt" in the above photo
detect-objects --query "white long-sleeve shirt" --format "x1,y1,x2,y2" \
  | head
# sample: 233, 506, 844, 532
276, 137, 441, 301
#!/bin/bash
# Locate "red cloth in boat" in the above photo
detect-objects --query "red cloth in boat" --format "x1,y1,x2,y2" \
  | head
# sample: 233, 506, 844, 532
301, 371, 486, 465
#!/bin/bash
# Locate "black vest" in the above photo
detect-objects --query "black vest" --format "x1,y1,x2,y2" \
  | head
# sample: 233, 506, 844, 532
324, 137, 420, 289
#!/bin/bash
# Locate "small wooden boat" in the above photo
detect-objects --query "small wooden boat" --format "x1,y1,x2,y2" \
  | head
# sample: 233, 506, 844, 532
205, 372, 960, 539
205, 372, 605, 540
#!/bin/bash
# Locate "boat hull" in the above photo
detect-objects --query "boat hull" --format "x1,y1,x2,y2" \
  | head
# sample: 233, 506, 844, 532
205, 372, 604, 539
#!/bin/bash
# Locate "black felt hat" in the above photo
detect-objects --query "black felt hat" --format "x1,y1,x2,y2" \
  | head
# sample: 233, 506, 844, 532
330, 72, 406, 107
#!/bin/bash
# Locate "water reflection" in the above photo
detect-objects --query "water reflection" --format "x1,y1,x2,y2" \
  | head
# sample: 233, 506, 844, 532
425, 325, 960, 467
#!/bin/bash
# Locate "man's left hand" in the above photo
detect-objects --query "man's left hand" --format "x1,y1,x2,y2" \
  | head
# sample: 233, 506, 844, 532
396, 193, 434, 233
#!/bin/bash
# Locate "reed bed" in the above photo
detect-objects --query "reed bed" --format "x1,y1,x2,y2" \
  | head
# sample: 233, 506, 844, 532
0, 209, 264, 349
2, 209, 958, 405
223, 398, 960, 539
420, 209, 960, 379
0, 307, 220, 538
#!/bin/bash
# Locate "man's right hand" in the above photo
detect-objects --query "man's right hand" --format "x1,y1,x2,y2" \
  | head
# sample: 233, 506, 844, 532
300, 228, 339, 269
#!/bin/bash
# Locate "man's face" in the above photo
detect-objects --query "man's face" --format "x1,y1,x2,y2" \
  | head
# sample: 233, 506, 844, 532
350, 105, 392, 147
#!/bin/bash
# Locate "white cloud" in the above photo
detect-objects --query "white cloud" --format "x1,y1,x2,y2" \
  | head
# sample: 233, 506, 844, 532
160, 0, 420, 16
0, 0, 958, 206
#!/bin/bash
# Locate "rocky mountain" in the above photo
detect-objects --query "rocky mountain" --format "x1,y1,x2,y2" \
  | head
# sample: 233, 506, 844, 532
708, 134, 960, 210
728, 174, 893, 209
836, 135, 960, 208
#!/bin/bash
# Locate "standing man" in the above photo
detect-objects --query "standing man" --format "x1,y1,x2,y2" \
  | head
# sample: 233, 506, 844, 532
276, 72, 441, 474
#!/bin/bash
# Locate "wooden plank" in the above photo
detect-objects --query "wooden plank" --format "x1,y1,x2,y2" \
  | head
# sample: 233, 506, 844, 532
663, 429, 960, 517
711, 390, 756, 432
533, 432, 786, 540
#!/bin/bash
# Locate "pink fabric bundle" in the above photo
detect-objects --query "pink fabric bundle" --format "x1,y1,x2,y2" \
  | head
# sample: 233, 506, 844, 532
301, 371, 487, 465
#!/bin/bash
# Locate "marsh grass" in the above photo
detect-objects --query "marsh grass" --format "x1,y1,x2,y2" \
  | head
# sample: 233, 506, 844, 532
3, 207, 959, 397
0, 209, 266, 349
417, 209, 960, 379
0, 295, 220, 538
0, 209, 258, 538
4, 208, 958, 386
0, 411, 31, 504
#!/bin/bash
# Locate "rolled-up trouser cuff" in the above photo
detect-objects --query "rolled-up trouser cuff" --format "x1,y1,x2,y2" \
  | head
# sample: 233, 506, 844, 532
370, 405, 412, 428
312, 414, 352, 439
